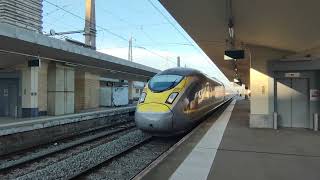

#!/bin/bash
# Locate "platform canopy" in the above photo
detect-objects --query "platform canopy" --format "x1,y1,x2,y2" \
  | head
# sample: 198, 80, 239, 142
159, 0, 320, 86
0, 23, 160, 81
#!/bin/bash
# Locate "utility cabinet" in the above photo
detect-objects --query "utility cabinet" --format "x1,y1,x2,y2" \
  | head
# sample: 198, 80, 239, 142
100, 87, 112, 107
113, 87, 128, 106
99, 86, 128, 107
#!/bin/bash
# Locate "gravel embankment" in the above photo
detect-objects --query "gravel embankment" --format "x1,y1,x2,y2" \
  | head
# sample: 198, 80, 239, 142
0, 118, 134, 166
1, 129, 147, 180
84, 138, 177, 180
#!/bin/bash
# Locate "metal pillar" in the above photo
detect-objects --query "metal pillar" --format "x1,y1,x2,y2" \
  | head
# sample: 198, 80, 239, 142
128, 80, 133, 104
128, 36, 133, 61
85, 0, 96, 49
314, 113, 318, 131
273, 112, 278, 130
177, 56, 181, 67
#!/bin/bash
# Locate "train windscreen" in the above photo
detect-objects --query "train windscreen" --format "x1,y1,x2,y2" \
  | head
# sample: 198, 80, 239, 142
149, 75, 183, 92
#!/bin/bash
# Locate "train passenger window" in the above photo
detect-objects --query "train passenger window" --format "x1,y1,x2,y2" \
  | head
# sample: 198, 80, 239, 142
149, 75, 183, 92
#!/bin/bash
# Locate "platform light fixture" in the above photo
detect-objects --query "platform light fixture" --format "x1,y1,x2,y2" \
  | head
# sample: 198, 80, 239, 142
28, 57, 41, 67
224, 50, 245, 60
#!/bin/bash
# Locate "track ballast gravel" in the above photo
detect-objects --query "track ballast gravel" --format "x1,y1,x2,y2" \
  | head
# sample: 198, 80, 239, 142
12, 130, 151, 180
82, 137, 178, 180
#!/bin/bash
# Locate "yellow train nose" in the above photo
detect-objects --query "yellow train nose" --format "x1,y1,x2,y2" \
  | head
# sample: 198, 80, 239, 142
135, 103, 173, 133
136, 103, 171, 113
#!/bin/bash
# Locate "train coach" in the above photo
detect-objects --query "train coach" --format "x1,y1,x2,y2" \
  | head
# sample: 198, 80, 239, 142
135, 68, 235, 136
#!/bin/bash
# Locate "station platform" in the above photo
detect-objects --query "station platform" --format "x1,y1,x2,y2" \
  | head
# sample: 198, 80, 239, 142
0, 105, 135, 156
137, 99, 320, 180
0, 106, 135, 136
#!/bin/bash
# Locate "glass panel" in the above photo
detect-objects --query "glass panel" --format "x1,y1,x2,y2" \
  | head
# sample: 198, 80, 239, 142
149, 75, 183, 92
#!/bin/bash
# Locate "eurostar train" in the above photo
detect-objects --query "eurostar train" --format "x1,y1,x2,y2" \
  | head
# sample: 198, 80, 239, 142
135, 68, 235, 136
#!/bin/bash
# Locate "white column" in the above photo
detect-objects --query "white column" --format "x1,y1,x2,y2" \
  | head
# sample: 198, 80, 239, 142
21, 64, 39, 117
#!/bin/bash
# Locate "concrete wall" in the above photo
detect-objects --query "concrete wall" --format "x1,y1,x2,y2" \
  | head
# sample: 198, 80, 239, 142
38, 61, 47, 115
287, 47, 320, 59
306, 48, 320, 57
249, 45, 292, 128
17, 62, 102, 116
0, 107, 134, 156
0, 0, 43, 32
85, 72, 99, 109
75, 71, 100, 112
75, 71, 85, 111
47, 63, 75, 116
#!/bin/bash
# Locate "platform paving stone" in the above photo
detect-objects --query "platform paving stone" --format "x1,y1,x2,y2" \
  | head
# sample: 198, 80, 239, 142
208, 100, 320, 180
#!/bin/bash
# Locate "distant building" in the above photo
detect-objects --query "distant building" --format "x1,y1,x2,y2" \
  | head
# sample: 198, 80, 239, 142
99, 78, 146, 106
0, 0, 43, 32
0, 1, 157, 118
231, 82, 246, 97
132, 81, 145, 100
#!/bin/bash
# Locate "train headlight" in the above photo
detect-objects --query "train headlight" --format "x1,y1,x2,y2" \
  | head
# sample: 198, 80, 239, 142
166, 92, 179, 104
139, 92, 147, 103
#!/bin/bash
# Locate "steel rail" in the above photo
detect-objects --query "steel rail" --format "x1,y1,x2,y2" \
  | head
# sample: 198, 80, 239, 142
0, 121, 135, 171
68, 136, 153, 179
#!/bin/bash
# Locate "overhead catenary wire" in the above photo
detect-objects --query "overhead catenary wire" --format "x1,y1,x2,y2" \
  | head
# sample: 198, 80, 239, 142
96, 3, 177, 65
146, 0, 194, 47
146, 0, 227, 74
43, 0, 128, 42
43, 4, 71, 16
44, 0, 177, 66
139, 26, 158, 46
134, 46, 176, 65
97, 41, 198, 50
93, 23, 170, 30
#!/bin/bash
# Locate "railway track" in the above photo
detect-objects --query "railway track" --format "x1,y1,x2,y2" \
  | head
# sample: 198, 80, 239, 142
0, 116, 182, 180
73, 136, 179, 180
1, 129, 179, 180
0, 119, 137, 179
68, 135, 154, 179
2, 130, 153, 179
0, 101, 232, 179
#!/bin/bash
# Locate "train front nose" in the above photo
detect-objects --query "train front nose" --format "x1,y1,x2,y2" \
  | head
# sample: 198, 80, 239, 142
135, 103, 173, 133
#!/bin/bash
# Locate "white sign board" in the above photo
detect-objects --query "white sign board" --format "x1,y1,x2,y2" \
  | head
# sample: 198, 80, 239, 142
310, 89, 320, 101
285, 72, 301, 78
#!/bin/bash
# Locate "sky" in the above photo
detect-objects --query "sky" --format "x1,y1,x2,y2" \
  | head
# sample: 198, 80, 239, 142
42, 0, 230, 83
